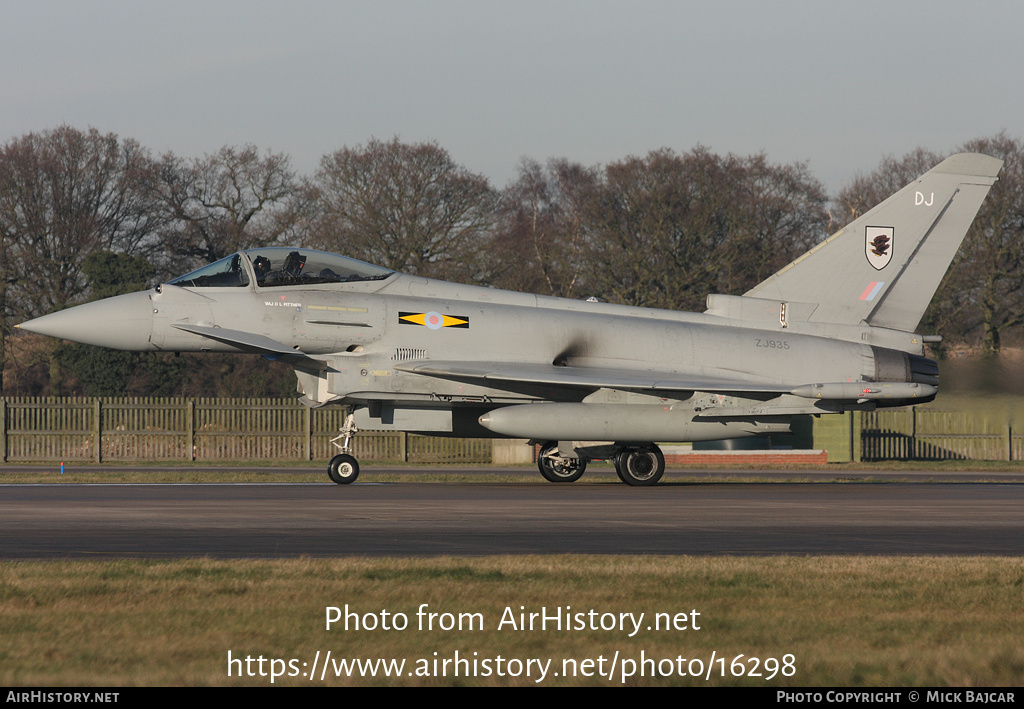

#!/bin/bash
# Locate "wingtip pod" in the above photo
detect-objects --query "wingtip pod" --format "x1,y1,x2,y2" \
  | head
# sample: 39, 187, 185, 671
744, 151, 1003, 333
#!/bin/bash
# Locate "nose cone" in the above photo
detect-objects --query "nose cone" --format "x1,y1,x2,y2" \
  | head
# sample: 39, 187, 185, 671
18, 291, 155, 350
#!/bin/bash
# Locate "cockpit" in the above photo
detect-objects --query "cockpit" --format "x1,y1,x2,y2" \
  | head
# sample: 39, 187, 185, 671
166, 248, 395, 289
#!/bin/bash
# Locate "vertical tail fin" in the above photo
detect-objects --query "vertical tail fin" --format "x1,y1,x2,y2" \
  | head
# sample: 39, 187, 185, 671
746, 153, 1002, 331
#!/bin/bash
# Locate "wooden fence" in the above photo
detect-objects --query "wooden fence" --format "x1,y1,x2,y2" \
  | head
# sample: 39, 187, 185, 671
2, 396, 1022, 463
0, 397, 492, 464
861, 408, 1023, 461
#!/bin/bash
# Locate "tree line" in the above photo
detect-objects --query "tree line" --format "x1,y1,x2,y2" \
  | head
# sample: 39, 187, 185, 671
2, 126, 1021, 397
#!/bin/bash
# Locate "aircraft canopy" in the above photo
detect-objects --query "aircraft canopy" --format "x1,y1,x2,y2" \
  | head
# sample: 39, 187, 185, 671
166, 248, 395, 288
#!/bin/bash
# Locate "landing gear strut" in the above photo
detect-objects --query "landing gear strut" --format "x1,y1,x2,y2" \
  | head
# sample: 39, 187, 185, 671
327, 408, 360, 484
537, 442, 587, 483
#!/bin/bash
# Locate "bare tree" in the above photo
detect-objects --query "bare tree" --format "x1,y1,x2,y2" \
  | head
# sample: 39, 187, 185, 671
945, 134, 1024, 353
581, 147, 828, 311
730, 154, 828, 290
151, 145, 299, 272
308, 137, 496, 281
488, 157, 597, 296
830, 148, 943, 231
0, 126, 162, 317
0, 127, 164, 393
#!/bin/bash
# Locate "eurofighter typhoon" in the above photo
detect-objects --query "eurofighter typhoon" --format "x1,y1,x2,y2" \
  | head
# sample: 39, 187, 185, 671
19, 154, 1002, 485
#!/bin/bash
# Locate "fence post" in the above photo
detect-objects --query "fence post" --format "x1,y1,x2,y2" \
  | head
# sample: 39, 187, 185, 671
185, 398, 195, 461
1, 399, 6, 463
93, 399, 102, 463
304, 405, 312, 461
1008, 422, 1013, 462
911, 406, 917, 460
848, 411, 856, 462
401, 431, 408, 462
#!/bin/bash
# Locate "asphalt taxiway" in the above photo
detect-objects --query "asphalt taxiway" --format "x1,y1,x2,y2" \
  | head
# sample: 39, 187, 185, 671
2, 470, 1022, 557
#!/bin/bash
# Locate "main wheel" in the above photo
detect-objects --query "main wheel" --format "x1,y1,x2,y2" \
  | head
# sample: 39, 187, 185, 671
615, 446, 665, 486
614, 461, 628, 484
328, 453, 359, 484
537, 442, 587, 483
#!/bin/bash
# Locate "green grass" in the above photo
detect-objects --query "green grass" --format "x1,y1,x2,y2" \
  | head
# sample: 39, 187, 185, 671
2, 457, 1024, 485
2, 556, 1022, 686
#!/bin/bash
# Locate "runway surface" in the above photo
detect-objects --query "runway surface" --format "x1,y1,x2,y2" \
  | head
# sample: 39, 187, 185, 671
2, 474, 1023, 557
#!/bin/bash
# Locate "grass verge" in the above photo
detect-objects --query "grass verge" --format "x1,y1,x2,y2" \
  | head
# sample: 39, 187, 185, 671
3, 458, 1024, 484
2, 556, 1022, 686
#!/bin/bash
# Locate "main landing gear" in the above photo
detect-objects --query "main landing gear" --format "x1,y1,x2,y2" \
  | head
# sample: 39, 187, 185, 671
614, 446, 665, 486
537, 442, 666, 486
327, 409, 360, 484
537, 442, 587, 483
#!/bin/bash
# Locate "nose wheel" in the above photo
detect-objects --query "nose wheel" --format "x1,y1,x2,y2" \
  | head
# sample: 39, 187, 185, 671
328, 453, 359, 484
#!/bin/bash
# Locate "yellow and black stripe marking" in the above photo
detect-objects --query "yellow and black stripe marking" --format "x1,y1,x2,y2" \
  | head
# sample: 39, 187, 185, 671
399, 311, 470, 330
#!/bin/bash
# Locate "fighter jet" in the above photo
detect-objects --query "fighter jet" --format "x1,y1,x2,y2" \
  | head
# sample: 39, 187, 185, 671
19, 153, 1002, 485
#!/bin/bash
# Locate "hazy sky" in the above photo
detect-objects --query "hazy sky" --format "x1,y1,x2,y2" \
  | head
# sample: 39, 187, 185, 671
2, 0, 1021, 192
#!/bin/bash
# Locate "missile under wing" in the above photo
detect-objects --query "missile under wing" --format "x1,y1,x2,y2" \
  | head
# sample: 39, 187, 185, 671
19, 153, 1003, 485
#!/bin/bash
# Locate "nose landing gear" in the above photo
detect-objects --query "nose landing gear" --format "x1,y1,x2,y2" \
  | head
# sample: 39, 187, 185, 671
327, 408, 360, 484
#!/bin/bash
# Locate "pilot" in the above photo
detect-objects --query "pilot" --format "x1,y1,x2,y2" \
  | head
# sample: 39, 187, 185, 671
252, 256, 271, 283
